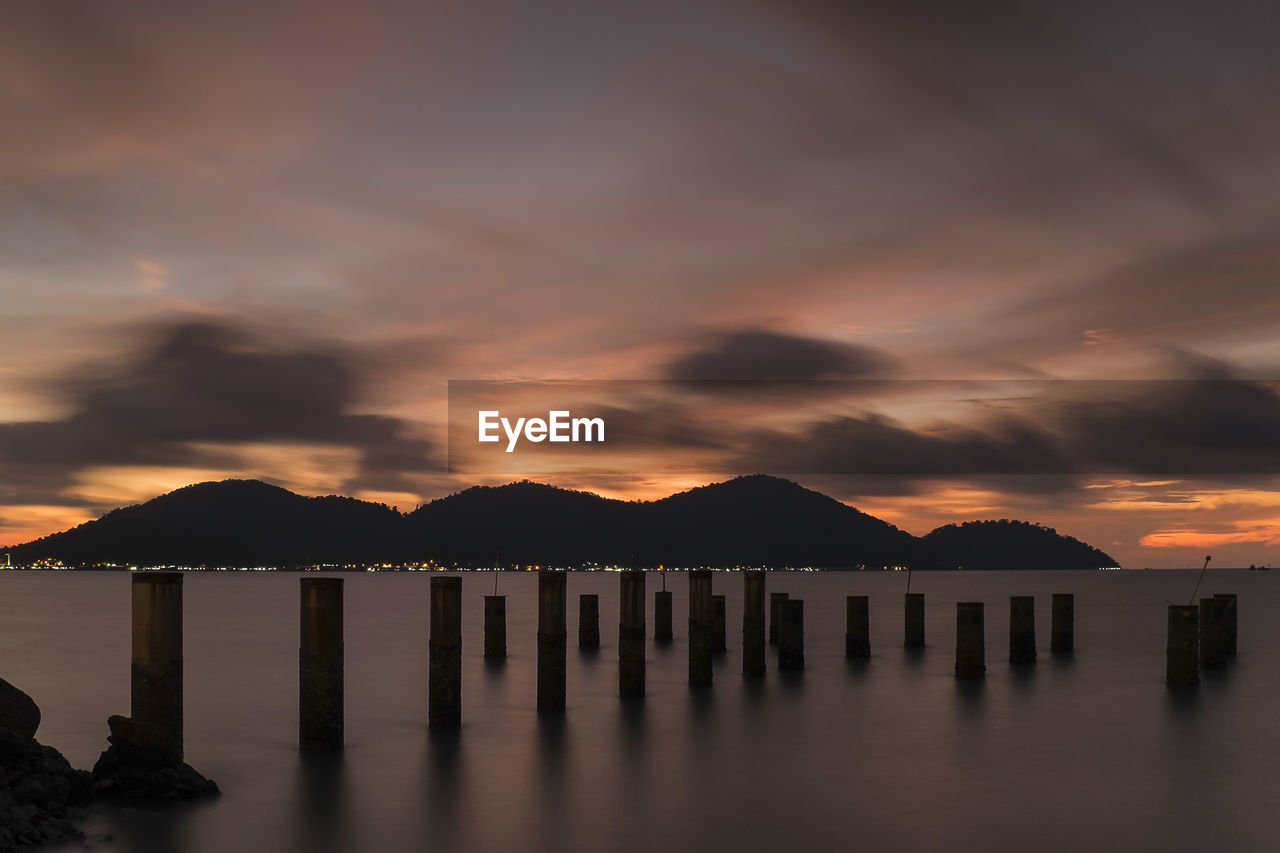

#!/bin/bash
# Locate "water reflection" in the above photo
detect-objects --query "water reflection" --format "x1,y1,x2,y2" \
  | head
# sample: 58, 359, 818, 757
296, 752, 347, 853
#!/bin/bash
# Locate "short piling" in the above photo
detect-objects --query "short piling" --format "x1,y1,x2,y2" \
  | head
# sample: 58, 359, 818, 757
1050, 593, 1074, 655
1199, 596, 1229, 669
483, 594, 507, 658
1009, 596, 1036, 665
132, 572, 184, 761
579, 594, 600, 650
712, 595, 727, 655
778, 599, 805, 671
688, 570, 713, 687
845, 595, 870, 658
619, 570, 646, 699
743, 571, 766, 677
538, 571, 568, 713
905, 592, 925, 649
955, 602, 985, 678
769, 592, 789, 645
1213, 593, 1237, 656
428, 576, 462, 730
654, 590, 673, 642
300, 578, 343, 752
1166, 604, 1199, 687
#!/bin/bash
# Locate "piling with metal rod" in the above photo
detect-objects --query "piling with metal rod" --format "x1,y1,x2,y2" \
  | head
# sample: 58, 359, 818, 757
845, 595, 870, 658
743, 571, 766, 677
712, 595, 727, 655
1009, 596, 1036, 665
688, 570, 714, 687
1166, 604, 1199, 687
579, 594, 600, 650
955, 602, 985, 678
1199, 596, 1230, 669
1213, 593, 1237, 656
619, 570, 646, 699
131, 572, 184, 761
484, 594, 507, 658
300, 577, 343, 751
429, 576, 462, 730
769, 592, 789, 645
538, 571, 568, 713
1050, 593, 1074, 655
904, 593, 925, 649
778, 599, 805, 671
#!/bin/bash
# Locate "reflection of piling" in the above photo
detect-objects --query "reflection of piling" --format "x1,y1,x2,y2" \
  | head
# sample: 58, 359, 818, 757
904, 593, 925, 649
688, 570, 713, 687
619, 571, 645, 700
483, 594, 507, 658
845, 595, 870, 658
1213, 593, 1237, 655
429, 576, 462, 731
743, 571, 766, 677
1009, 596, 1036, 665
538, 572, 568, 713
654, 590, 673, 642
769, 592, 789, 645
955, 602, 985, 678
712, 595, 727, 655
1199, 597, 1229, 669
778, 599, 805, 671
579, 594, 600, 650
1166, 604, 1199, 687
132, 573, 184, 761
1050, 593, 1074, 655
300, 578, 343, 752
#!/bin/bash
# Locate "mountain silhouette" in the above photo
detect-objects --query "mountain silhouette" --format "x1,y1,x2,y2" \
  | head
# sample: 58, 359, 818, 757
8, 475, 1118, 569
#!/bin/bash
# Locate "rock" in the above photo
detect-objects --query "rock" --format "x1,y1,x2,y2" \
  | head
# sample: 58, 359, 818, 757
91, 716, 218, 804
105, 715, 179, 769
0, 679, 40, 740
0, 725, 91, 852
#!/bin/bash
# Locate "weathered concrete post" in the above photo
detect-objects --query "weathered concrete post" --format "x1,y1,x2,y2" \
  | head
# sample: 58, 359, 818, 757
483, 594, 507, 658
955, 602, 985, 678
619, 570, 645, 700
654, 589, 673, 642
132, 572, 183, 761
904, 593, 925, 649
1009, 596, 1036, 665
845, 595, 870, 658
538, 571, 568, 713
688, 570, 713, 687
300, 578, 343, 751
769, 592, 789, 645
712, 595, 727, 655
1199, 596, 1229, 669
1050, 593, 1074, 655
778, 599, 805, 671
743, 571, 766, 677
429, 576, 462, 731
1213, 593, 1237, 656
1166, 604, 1199, 686
579, 594, 600, 650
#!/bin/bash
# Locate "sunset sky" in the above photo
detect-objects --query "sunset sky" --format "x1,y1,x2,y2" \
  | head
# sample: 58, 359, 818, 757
4, 0, 1280, 567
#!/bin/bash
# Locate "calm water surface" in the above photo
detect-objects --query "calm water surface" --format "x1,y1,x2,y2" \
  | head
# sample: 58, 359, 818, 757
2, 570, 1277, 853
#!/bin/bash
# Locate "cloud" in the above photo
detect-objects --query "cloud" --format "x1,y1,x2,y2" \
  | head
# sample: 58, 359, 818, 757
667, 329, 897, 382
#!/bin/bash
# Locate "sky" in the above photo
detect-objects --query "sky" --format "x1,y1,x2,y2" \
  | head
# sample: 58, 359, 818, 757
4, 0, 1280, 567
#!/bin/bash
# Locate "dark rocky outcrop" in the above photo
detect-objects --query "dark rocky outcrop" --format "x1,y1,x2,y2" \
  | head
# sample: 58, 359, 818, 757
0, 689, 92, 853
0, 681, 40, 743
91, 715, 218, 804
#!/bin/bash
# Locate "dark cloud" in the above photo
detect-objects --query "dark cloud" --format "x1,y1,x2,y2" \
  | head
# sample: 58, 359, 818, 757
668, 329, 897, 382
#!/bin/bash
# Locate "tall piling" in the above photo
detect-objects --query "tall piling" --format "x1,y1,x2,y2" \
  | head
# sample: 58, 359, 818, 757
538, 571, 568, 713
654, 590, 673, 642
299, 578, 343, 752
904, 593, 925, 649
1213, 593, 1237, 656
688, 570, 713, 687
1009, 596, 1036, 665
778, 599, 805, 671
483, 594, 507, 658
955, 602, 985, 678
769, 592, 789, 645
743, 571, 766, 677
429, 576, 462, 731
1050, 593, 1074, 655
1199, 596, 1229, 669
131, 572, 184, 761
619, 571, 646, 699
579, 594, 600, 650
712, 595, 727, 655
1166, 604, 1199, 687
845, 595, 870, 658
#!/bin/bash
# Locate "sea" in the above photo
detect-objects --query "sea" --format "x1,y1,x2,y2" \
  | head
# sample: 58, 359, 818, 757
1, 569, 1276, 853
